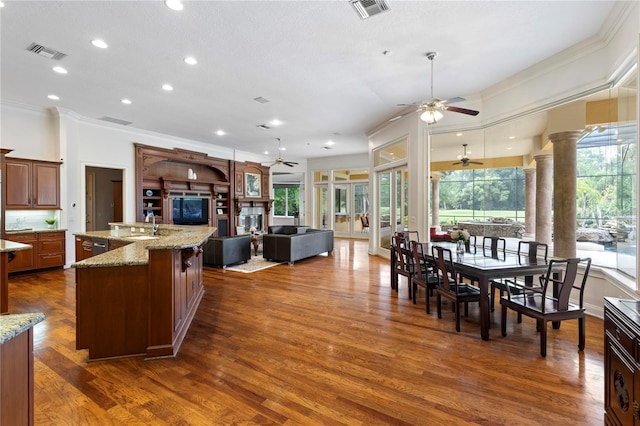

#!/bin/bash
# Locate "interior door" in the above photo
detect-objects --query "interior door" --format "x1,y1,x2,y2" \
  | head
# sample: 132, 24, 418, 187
334, 184, 350, 236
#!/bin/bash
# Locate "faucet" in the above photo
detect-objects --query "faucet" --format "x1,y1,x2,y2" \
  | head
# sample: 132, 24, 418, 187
145, 213, 159, 236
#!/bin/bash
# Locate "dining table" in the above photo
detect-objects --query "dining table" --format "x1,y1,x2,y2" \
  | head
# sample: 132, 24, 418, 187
427, 241, 553, 341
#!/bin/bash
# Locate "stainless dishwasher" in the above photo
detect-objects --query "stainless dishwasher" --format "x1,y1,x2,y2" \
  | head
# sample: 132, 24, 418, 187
92, 238, 108, 256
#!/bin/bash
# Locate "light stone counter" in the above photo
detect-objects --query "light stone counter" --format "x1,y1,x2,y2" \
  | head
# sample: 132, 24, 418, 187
72, 224, 216, 268
0, 312, 45, 344
0, 239, 32, 253
5, 228, 68, 235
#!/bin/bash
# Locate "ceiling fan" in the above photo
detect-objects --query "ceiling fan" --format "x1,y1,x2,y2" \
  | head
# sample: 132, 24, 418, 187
389, 52, 480, 124
265, 138, 299, 167
452, 144, 483, 167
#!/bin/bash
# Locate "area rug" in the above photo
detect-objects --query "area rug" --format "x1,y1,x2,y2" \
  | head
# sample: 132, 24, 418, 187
225, 256, 284, 273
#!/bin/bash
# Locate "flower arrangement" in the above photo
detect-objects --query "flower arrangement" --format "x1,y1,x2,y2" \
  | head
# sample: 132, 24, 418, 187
450, 229, 470, 243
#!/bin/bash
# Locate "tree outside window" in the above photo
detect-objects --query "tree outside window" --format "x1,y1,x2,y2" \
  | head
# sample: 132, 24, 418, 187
274, 185, 300, 216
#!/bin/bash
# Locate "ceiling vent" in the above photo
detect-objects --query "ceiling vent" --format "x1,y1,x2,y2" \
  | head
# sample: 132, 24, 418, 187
350, 0, 390, 20
257, 124, 271, 130
26, 43, 67, 60
253, 97, 270, 104
98, 116, 132, 126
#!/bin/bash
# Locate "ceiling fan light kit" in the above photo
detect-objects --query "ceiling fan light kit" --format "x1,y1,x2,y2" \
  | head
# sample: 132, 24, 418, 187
392, 51, 480, 124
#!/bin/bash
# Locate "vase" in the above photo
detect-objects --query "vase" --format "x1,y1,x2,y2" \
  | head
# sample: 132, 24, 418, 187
456, 239, 465, 255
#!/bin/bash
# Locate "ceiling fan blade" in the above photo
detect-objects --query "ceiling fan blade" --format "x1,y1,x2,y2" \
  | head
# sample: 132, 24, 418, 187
444, 105, 480, 116
284, 161, 298, 167
469, 161, 484, 165
451, 161, 462, 166
442, 97, 466, 104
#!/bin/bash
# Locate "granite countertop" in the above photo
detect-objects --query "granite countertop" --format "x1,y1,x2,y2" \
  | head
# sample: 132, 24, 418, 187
0, 312, 45, 344
5, 228, 68, 235
0, 239, 33, 253
72, 224, 216, 269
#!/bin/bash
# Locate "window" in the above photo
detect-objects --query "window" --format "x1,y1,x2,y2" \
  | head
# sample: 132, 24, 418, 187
274, 184, 300, 216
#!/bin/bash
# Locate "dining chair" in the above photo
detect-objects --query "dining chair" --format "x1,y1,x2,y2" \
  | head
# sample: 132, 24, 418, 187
490, 241, 548, 313
431, 245, 483, 332
500, 257, 592, 357
360, 215, 369, 232
410, 241, 439, 314
482, 236, 506, 259
392, 234, 415, 299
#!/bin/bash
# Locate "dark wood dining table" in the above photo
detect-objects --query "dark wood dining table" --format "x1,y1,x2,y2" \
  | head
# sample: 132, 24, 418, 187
427, 242, 552, 341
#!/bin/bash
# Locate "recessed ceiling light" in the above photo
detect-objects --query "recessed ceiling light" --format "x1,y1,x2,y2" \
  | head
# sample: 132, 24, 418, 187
184, 56, 197, 65
215, 130, 225, 136
165, 0, 184, 11
121, 99, 132, 105
508, 136, 516, 140
162, 83, 173, 91
91, 39, 108, 49
0, 2, 5, 7
456, 133, 463, 137
52, 66, 67, 74
507, 147, 512, 150
264, 150, 269, 155
47, 94, 59, 100
326, 140, 335, 146
270, 119, 283, 126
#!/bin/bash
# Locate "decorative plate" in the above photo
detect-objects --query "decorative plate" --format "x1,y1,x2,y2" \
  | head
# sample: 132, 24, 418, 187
146, 190, 153, 196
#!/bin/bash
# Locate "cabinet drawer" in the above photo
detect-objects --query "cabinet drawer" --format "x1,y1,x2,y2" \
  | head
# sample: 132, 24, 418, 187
38, 238, 65, 253
6, 233, 36, 244
605, 313, 636, 358
37, 253, 65, 269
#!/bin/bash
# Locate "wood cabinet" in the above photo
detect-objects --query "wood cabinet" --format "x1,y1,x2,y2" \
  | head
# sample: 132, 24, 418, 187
0, 322, 39, 426
8, 232, 65, 273
605, 297, 640, 425
6, 234, 36, 272
74, 236, 93, 262
5, 159, 60, 209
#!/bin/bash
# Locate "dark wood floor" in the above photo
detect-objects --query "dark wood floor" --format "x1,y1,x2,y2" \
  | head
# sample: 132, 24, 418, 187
9, 238, 604, 425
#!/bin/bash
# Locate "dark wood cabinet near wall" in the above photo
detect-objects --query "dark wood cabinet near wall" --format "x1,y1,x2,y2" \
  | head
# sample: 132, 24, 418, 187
604, 297, 640, 425
5, 158, 61, 209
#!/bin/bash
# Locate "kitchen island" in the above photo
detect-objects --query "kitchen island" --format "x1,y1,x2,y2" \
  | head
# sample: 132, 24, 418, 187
0, 239, 33, 314
0, 312, 45, 425
73, 224, 215, 360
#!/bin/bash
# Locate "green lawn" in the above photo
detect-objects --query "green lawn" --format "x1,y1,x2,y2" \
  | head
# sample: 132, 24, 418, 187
438, 210, 525, 225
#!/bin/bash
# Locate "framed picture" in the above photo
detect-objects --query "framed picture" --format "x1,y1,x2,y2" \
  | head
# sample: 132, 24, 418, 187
245, 172, 261, 198
217, 209, 223, 215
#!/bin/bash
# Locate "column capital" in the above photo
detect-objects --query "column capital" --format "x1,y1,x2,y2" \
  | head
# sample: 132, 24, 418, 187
430, 172, 441, 181
533, 153, 553, 162
548, 130, 584, 144
523, 167, 536, 175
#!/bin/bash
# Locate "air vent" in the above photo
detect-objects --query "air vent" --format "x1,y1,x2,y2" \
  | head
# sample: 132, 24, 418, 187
26, 43, 67, 60
253, 97, 270, 104
350, 0, 390, 20
98, 116, 132, 126
257, 124, 271, 130
322, 146, 333, 150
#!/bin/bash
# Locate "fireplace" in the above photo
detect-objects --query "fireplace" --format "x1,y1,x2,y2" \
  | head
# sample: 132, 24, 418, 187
239, 207, 265, 232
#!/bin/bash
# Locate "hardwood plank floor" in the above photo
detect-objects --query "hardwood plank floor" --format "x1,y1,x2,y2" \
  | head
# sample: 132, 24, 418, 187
9, 238, 604, 425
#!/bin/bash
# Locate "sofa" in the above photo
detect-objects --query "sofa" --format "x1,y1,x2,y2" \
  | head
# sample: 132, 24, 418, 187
203, 234, 251, 267
263, 225, 334, 265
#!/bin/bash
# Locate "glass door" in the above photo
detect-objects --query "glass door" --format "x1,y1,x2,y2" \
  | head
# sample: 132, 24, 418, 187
333, 182, 370, 238
334, 184, 350, 235
378, 166, 408, 250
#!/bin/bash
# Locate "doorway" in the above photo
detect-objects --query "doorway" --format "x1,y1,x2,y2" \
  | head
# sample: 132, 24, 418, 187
85, 166, 123, 231
333, 182, 369, 238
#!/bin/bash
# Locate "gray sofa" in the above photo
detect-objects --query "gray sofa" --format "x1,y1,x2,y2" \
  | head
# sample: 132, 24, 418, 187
203, 234, 251, 267
263, 225, 334, 265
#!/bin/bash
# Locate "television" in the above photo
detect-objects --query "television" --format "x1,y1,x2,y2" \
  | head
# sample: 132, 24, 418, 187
172, 197, 209, 225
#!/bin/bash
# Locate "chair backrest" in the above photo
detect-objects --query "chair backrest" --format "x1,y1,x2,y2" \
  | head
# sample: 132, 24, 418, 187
517, 241, 548, 262
482, 236, 506, 258
431, 245, 457, 293
410, 241, 425, 280
360, 215, 369, 228
397, 230, 420, 243
539, 257, 592, 311
393, 234, 412, 271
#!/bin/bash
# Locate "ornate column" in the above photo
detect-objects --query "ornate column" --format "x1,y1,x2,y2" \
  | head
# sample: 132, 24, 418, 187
430, 173, 441, 227
523, 168, 536, 236
549, 131, 582, 259
534, 154, 553, 245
